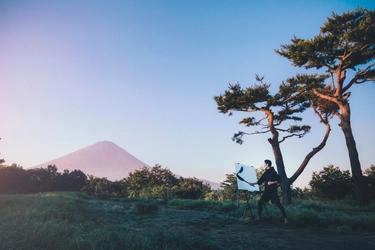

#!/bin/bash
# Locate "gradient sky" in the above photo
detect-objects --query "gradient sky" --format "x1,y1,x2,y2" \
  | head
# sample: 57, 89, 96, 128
1, 0, 375, 188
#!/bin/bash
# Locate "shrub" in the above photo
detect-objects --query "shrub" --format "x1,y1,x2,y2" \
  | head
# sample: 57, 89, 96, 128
309, 165, 353, 201
132, 200, 159, 214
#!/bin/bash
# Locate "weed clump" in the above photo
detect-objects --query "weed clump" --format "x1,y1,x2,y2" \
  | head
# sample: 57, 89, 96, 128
132, 200, 159, 214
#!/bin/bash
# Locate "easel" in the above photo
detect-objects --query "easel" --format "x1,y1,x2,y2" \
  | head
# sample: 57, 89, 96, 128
232, 163, 269, 220
228, 188, 256, 220
229, 188, 269, 220
237, 189, 256, 219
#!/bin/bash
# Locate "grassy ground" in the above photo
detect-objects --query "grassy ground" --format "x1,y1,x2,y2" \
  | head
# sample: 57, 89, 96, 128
1, 192, 375, 250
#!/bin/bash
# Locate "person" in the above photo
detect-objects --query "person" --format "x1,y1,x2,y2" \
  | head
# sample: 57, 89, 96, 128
249, 159, 288, 225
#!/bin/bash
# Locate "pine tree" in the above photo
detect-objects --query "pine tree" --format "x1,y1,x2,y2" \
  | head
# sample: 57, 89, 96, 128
276, 7, 375, 204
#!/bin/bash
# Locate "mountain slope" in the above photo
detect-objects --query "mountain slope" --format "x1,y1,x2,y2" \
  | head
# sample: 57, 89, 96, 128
31, 141, 149, 181
31, 140, 221, 189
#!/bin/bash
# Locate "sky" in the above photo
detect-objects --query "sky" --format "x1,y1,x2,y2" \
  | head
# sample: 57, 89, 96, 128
1, 0, 375, 189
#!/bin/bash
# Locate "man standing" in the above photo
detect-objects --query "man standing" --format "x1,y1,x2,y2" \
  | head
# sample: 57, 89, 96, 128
249, 159, 288, 225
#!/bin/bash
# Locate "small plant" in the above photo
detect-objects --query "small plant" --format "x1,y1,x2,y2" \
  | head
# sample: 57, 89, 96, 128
131, 200, 159, 214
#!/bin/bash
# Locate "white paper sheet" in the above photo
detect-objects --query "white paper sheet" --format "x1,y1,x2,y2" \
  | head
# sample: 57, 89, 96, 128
235, 163, 259, 191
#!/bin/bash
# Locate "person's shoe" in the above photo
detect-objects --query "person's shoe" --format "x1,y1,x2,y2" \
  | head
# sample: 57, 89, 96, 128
255, 216, 262, 221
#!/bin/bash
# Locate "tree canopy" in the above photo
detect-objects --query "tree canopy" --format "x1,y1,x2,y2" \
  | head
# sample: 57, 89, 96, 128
214, 75, 331, 204
276, 7, 375, 205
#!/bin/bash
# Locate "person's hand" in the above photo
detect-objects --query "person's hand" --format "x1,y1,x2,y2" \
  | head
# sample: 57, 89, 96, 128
267, 181, 276, 186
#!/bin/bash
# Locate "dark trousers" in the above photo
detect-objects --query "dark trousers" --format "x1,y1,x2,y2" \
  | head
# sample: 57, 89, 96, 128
258, 191, 287, 218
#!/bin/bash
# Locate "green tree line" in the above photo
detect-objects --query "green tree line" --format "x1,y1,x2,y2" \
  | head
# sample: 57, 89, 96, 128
308, 164, 375, 202
0, 164, 213, 200
0, 164, 86, 193
2, 162, 374, 203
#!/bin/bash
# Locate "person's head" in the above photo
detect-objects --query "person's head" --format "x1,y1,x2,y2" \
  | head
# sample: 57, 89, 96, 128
264, 159, 272, 169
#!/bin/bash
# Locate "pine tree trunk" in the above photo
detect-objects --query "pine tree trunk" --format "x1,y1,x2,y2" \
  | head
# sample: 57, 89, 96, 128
280, 181, 292, 205
269, 138, 292, 205
339, 105, 368, 205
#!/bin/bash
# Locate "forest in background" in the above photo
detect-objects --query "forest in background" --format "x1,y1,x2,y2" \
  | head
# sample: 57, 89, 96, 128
1, 163, 375, 204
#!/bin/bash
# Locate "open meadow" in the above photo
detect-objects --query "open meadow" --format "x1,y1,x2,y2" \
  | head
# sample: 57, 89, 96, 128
1, 192, 375, 250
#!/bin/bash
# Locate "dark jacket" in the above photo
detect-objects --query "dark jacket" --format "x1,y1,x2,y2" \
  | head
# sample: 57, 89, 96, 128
257, 167, 281, 193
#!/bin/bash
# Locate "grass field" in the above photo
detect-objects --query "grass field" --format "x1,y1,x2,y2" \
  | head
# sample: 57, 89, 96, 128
1, 192, 375, 250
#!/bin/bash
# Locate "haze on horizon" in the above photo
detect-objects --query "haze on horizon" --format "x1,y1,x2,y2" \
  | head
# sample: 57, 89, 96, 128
1, 0, 375, 189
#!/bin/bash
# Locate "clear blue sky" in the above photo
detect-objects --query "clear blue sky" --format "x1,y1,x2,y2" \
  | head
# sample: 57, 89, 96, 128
1, 0, 374, 188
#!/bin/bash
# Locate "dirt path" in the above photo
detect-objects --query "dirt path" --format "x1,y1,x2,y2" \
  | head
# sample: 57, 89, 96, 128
88, 199, 375, 250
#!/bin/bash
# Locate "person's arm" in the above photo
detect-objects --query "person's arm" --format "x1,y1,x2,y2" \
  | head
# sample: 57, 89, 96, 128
267, 180, 278, 186
250, 173, 264, 186
267, 172, 281, 186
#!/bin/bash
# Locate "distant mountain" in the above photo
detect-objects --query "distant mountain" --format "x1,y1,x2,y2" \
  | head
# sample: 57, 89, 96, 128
31, 141, 150, 181
31, 140, 221, 189
201, 178, 221, 190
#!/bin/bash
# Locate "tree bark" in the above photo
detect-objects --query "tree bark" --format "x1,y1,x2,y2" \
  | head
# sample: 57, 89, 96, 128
265, 110, 292, 205
289, 122, 331, 184
268, 137, 292, 205
339, 104, 368, 205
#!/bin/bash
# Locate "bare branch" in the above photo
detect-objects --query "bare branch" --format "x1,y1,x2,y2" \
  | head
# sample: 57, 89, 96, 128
342, 92, 351, 101
310, 102, 328, 125
341, 50, 353, 62
342, 62, 375, 92
283, 86, 309, 103
330, 72, 335, 88
278, 133, 304, 143
289, 122, 331, 183
311, 89, 337, 103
